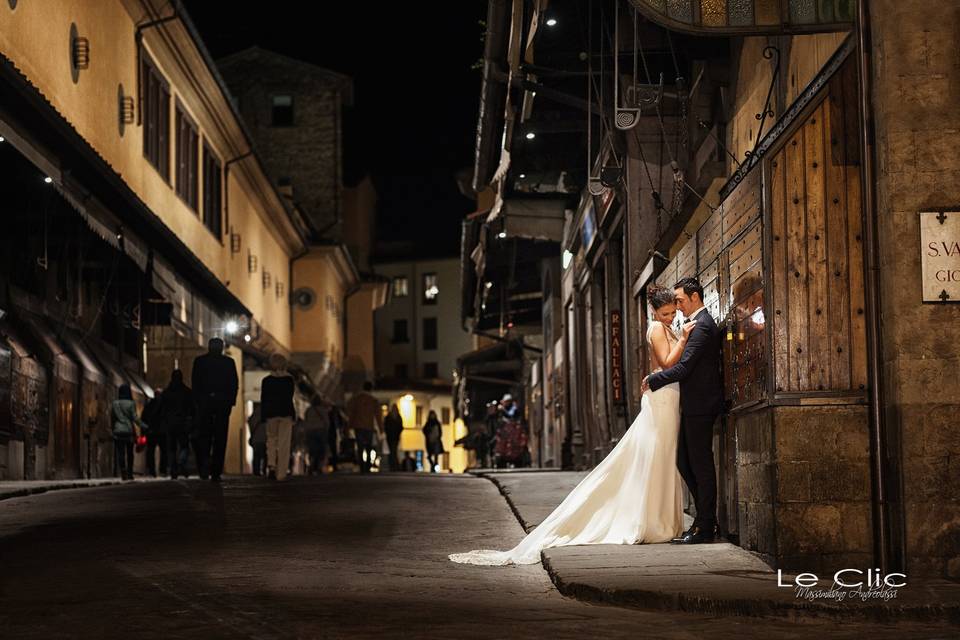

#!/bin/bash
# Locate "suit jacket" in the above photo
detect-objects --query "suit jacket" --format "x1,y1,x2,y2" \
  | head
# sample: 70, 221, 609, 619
648, 307, 723, 416
191, 352, 239, 409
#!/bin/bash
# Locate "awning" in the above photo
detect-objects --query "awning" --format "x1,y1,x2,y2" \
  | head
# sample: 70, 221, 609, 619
0, 52, 252, 319
485, 196, 566, 242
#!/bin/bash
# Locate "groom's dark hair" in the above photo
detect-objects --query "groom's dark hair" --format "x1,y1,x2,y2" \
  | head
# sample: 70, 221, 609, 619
674, 277, 704, 303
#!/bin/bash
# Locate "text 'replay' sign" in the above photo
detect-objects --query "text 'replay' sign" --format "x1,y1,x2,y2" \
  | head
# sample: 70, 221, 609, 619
920, 211, 960, 303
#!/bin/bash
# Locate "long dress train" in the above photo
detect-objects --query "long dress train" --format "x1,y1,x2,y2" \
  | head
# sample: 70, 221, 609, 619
449, 323, 684, 566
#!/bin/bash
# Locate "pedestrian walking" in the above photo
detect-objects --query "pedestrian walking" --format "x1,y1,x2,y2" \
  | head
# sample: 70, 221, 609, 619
328, 404, 344, 472
303, 396, 330, 475
421, 410, 444, 473
262, 352, 296, 481
247, 404, 267, 476
111, 383, 145, 481
158, 369, 195, 479
346, 381, 383, 474
190, 337, 239, 482
383, 404, 404, 471
141, 388, 167, 477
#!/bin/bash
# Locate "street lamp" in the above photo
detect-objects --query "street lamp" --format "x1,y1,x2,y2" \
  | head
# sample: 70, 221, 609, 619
525, 132, 536, 140
225, 320, 240, 335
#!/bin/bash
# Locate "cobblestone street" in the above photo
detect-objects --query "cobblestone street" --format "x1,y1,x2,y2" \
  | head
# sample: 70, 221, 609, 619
0, 475, 953, 639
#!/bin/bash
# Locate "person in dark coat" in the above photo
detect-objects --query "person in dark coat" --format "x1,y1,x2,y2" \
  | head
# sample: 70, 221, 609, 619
303, 396, 330, 475
141, 389, 166, 477
327, 404, 344, 472
247, 404, 266, 476
158, 369, 195, 479
421, 410, 444, 473
261, 352, 296, 481
383, 404, 404, 471
190, 337, 239, 482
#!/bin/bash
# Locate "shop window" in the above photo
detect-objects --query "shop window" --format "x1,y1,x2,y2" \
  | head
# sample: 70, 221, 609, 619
423, 362, 438, 379
392, 319, 409, 343
393, 276, 408, 298
422, 273, 438, 304
141, 52, 170, 181
422, 317, 437, 350
175, 101, 199, 211
271, 95, 294, 126
202, 144, 222, 237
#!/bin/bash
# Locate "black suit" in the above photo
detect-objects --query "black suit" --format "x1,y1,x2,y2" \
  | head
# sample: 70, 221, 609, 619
648, 308, 723, 531
191, 352, 239, 479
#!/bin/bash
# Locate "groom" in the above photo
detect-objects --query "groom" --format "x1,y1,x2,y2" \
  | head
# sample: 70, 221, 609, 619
642, 277, 723, 544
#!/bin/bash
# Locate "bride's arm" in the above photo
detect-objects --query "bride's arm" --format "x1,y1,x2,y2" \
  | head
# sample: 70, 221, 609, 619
650, 323, 689, 370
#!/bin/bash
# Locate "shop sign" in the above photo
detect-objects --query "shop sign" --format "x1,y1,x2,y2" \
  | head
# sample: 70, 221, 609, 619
920, 211, 960, 302
610, 309, 624, 402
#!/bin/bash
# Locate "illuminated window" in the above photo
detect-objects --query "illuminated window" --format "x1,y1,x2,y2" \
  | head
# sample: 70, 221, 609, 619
393, 276, 408, 298
423, 273, 438, 304
415, 405, 424, 425
271, 95, 294, 126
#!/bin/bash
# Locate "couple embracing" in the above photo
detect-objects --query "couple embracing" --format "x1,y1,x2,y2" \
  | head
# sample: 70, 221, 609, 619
450, 277, 723, 566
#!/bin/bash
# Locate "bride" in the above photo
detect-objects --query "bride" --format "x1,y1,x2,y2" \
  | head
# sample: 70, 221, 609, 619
449, 285, 697, 566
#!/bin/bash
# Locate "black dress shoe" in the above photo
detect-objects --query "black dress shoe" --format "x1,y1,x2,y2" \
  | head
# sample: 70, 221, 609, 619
670, 527, 692, 543
671, 525, 712, 544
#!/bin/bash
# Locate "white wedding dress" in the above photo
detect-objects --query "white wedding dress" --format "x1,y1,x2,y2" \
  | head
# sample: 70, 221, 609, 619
449, 321, 684, 566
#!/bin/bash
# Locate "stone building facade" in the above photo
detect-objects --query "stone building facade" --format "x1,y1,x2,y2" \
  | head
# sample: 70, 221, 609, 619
217, 46, 353, 240
467, 0, 960, 578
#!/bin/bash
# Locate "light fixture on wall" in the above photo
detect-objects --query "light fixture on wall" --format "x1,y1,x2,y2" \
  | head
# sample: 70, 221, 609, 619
230, 228, 242, 254
247, 251, 258, 273
262, 270, 272, 290
118, 85, 134, 126
275, 281, 285, 299
69, 24, 89, 85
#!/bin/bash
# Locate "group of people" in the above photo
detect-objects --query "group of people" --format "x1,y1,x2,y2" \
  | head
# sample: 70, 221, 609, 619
455, 393, 525, 470
111, 337, 239, 482
111, 337, 452, 479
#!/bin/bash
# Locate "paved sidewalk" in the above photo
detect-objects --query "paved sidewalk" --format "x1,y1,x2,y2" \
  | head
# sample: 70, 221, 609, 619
475, 470, 960, 625
0, 477, 167, 502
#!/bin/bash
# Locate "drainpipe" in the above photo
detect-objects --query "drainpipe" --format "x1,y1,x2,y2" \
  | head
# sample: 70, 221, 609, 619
856, 0, 898, 574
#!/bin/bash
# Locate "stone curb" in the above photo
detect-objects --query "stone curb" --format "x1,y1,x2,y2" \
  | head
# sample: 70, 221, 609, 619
0, 478, 148, 502
472, 470, 960, 625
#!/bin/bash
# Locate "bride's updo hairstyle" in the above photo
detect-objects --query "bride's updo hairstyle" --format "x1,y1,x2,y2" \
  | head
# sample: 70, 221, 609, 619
648, 284, 676, 310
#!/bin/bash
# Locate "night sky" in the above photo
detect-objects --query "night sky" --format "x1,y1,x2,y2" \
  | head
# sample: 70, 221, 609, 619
180, 1, 485, 259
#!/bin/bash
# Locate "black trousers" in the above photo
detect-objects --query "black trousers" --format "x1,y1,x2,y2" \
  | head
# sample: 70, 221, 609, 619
114, 437, 134, 479
251, 444, 267, 476
145, 432, 168, 476
677, 412, 718, 530
192, 432, 212, 479
167, 431, 190, 478
386, 434, 401, 471
356, 430, 375, 473
197, 402, 232, 479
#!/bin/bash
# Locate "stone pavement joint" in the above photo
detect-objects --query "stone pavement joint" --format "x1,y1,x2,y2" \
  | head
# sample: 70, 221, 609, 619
473, 470, 960, 625
0, 477, 165, 502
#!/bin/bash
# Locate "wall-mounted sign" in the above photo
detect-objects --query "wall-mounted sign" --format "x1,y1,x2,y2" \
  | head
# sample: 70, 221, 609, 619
920, 211, 960, 302
610, 309, 624, 402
